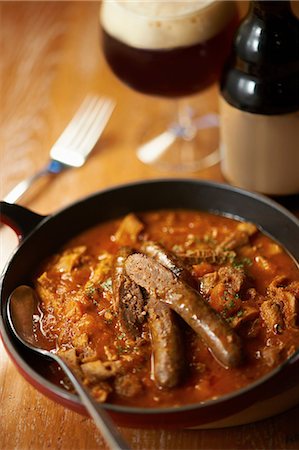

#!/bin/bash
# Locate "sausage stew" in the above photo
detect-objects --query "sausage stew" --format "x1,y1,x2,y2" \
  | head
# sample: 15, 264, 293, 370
33, 210, 299, 408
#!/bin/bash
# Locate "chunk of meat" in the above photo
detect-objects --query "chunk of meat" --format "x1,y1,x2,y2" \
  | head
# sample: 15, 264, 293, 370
113, 247, 145, 337
200, 267, 244, 317
229, 305, 260, 329
260, 299, 285, 334
245, 288, 258, 301
217, 231, 249, 252
218, 266, 245, 293
267, 276, 299, 328
114, 373, 143, 398
58, 354, 113, 403
57, 348, 82, 379
289, 280, 299, 298
125, 254, 243, 368
181, 249, 236, 265
262, 342, 285, 367
216, 222, 257, 252
91, 383, 112, 403
147, 297, 185, 388
200, 271, 219, 297
81, 360, 121, 383
210, 282, 243, 317
268, 276, 289, 290
113, 213, 144, 245
280, 292, 298, 327
72, 332, 98, 363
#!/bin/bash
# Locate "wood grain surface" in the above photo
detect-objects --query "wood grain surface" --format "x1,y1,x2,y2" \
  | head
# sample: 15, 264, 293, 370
1, 2, 299, 450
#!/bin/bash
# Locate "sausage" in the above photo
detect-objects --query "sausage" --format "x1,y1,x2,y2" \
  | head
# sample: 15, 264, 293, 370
147, 296, 185, 388
141, 242, 188, 388
112, 247, 145, 337
141, 241, 197, 289
125, 253, 243, 368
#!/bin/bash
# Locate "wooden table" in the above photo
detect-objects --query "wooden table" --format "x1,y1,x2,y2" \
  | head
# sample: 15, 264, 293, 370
1, 2, 299, 449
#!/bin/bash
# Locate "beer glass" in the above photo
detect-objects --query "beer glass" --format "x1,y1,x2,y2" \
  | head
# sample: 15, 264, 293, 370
100, 0, 238, 172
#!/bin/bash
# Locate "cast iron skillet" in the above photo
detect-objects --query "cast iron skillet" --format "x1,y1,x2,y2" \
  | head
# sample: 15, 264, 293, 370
1, 179, 299, 429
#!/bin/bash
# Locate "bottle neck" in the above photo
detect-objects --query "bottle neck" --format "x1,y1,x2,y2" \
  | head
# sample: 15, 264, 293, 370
220, 0, 299, 114
250, 1, 292, 18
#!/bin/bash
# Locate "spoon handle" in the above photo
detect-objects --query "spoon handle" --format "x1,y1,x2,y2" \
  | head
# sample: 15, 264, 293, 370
51, 353, 131, 450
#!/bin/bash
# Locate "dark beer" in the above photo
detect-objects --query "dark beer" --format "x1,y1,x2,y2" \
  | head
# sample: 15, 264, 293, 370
101, 1, 238, 97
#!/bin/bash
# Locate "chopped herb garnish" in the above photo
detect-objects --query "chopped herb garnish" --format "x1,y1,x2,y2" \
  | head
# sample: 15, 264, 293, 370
228, 253, 236, 263
232, 261, 245, 269
101, 277, 113, 293
242, 257, 253, 266
237, 309, 244, 318
222, 309, 228, 318
232, 257, 252, 270
222, 290, 232, 302
228, 300, 235, 309
117, 333, 126, 340
117, 345, 131, 354
85, 285, 96, 298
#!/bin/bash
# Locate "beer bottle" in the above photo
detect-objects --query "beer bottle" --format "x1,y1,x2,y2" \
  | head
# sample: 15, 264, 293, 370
219, 0, 299, 195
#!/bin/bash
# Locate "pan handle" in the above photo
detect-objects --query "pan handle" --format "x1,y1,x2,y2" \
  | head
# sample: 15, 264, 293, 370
0, 201, 46, 241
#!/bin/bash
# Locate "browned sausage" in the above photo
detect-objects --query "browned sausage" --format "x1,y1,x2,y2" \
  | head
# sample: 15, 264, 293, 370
147, 296, 185, 388
141, 242, 188, 388
125, 253, 243, 368
141, 241, 197, 289
112, 247, 145, 338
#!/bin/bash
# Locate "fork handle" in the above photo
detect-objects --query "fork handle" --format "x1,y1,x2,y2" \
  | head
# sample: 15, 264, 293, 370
3, 161, 65, 204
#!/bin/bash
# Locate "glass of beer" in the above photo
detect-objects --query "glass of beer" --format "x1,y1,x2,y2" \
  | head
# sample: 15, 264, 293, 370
100, 0, 238, 172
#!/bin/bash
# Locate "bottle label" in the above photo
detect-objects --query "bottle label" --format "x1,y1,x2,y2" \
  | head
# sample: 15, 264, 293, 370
219, 97, 299, 195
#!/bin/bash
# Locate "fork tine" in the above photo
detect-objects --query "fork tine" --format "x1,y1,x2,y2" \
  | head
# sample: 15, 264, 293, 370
50, 96, 115, 166
59, 96, 96, 138
51, 96, 105, 149
71, 99, 115, 157
68, 97, 111, 147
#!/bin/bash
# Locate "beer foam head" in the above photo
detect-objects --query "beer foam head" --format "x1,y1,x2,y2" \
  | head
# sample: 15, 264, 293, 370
100, 0, 235, 50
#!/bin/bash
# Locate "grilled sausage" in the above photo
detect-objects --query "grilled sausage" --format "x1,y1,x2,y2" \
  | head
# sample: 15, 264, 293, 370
147, 296, 185, 388
125, 253, 243, 368
142, 242, 188, 388
112, 247, 145, 337
141, 241, 197, 288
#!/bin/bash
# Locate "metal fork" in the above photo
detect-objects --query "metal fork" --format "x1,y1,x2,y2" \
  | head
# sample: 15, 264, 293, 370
3, 95, 115, 204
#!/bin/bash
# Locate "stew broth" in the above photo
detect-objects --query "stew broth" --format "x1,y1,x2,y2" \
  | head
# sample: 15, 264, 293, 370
33, 210, 299, 408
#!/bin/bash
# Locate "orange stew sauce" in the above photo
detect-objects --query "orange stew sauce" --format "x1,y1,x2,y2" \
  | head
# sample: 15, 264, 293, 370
33, 210, 299, 408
